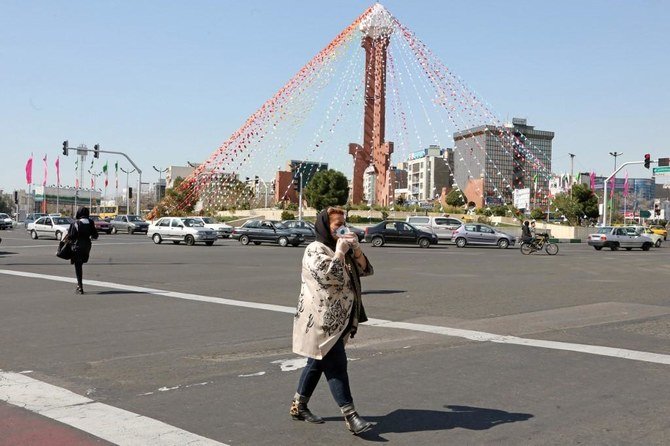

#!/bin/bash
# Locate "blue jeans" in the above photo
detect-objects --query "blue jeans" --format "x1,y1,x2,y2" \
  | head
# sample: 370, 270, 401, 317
296, 337, 353, 408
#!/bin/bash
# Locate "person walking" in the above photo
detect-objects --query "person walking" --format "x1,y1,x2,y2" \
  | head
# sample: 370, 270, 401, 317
68, 207, 98, 294
290, 207, 374, 435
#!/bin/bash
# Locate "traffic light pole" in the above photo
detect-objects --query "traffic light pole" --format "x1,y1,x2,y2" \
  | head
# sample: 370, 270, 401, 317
64, 145, 142, 215
298, 172, 303, 221
602, 159, 654, 226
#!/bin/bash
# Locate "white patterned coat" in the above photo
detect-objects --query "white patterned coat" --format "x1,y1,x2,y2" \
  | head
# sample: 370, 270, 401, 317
293, 241, 373, 359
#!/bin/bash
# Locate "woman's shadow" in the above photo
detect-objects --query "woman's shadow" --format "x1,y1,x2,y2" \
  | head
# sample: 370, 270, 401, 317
323, 405, 533, 441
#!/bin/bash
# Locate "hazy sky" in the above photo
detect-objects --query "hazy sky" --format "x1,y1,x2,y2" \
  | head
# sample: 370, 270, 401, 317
2, 0, 669, 193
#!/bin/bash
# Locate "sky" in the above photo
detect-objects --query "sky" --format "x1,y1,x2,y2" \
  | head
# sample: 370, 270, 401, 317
1, 0, 669, 194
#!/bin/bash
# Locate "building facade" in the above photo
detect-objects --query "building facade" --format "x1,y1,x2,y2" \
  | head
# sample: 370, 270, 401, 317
453, 118, 554, 207
396, 145, 453, 203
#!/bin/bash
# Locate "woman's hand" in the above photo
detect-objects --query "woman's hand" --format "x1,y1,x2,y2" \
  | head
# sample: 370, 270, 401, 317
335, 237, 351, 257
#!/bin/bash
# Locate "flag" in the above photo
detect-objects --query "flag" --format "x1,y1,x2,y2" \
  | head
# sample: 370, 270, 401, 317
114, 161, 119, 190
576, 172, 581, 182
25, 154, 33, 185
91, 176, 95, 188
609, 176, 615, 198
55, 157, 61, 186
75, 158, 79, 188
42, 154, 48, 187
623, 172, 629, 198
103, 161, 109, 187
589, 172, 596, 189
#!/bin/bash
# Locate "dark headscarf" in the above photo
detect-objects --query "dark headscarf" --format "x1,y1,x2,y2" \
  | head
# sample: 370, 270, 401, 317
314, 209, 337, 250
75, 207, 90, 219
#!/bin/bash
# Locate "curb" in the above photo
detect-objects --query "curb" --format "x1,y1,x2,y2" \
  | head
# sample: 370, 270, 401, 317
548, 238, 582, 243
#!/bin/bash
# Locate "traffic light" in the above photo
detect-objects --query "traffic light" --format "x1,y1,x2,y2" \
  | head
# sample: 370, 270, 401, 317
655, 203, 661, 216
293, 176, 300, 191
94, 144, 100, 159
128, 187, 133, 198
62, 140, 69, 156
13, 191, 18, 204
644, 153, 651, 169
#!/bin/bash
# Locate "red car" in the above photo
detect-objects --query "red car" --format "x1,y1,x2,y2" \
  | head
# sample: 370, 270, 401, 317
90, 215, 112, 234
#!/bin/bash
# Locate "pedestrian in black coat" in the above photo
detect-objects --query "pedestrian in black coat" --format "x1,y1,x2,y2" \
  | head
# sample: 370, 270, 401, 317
68, 207, 98, 294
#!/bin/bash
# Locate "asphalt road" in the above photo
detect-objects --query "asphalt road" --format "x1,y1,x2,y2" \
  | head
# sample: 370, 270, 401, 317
1, 229, 669, 445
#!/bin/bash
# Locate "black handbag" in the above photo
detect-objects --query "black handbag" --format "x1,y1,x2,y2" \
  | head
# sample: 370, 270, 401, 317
56, 236, 73, 260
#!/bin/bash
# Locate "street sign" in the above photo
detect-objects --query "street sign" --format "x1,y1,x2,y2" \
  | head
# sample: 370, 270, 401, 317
640, 210, 651, 218
652, 166, 670, 176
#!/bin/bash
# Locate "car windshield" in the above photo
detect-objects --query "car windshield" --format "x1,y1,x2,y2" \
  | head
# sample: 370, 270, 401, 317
273, 223, 287, 229
200, 217, 215, 224
89, 216, 100, 221
127, 215, 143, 222
182, 218, 204, 227
596, 227, 612, 234
54, 217, 71, 225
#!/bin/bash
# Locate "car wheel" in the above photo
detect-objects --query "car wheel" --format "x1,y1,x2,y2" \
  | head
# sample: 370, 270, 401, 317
642, 243, 651, 251
106, 230, 112, 235
655, 239, 662, 248
545, 243, 559, 255
278, 236, 289, 247
205, 241, 214, 246
418, 237, 431, 248
172, 241, 180, 245
610, 244, 619, 251
111, 227, 117, 235
152, 234, 162, 244
30, 230, 38, 240
625, 247, 632, 251
371, 236, 384, 247
128, 227, 134, 234
455, 237, 467, 248
185, 235, 195, 246
497, 239, 509, 249
240, 235, 250, 245
55, 231, 63, 241
292, 242, 301, 247
253, 241, 262, 245
594, 246, 602, 251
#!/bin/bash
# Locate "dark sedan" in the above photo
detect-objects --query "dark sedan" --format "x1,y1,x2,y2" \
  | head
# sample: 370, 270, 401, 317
364, 221, 438, 248
281, 220, 316, 242
232, 220, 305, 247
89, 215, 112, 234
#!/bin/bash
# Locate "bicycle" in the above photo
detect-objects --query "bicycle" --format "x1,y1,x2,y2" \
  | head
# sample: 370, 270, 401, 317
520, 232, 558, 255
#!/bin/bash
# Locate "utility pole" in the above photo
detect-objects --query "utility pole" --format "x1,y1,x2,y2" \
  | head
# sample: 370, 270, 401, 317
152, 166, 168, 202
608, 152, 623, 224
298, 171, 303, 221
88, 169, 102, 209
568, 153, 575, 183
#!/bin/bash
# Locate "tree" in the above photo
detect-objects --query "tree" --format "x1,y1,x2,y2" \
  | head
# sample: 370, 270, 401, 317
0, 194, 12, 214
303, 169, 349, 211
530, 207, 545, 220
445, 189, 466, 207
550, 183, 599, 226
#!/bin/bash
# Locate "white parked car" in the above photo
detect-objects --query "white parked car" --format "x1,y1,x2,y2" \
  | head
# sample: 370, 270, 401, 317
148, 217, 218, 246
186, 216, 233, 238
405, 215, 463, 240
28, 216, 73, 240
0, 213, 13, 230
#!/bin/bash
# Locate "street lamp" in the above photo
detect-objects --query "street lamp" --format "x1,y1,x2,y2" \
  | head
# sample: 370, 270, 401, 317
608, 152, 623, 224
120, 167, 136, 212
153, 166, 168, 201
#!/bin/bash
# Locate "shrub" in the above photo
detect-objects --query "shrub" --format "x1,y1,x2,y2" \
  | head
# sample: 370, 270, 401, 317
281, 211, 295, 221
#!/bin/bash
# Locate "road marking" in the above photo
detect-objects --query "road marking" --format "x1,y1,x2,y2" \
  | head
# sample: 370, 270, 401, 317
0, 371, 226, 445
1, 268, 669, 366
1, 242, 154, 249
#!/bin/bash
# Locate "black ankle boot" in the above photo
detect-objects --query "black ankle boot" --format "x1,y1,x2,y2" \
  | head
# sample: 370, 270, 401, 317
344, 412, 372, 435
290, 399, 324, 424
75, 286, 84, 295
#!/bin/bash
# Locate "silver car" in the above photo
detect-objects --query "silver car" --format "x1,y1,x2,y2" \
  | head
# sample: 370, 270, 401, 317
587, 226, 654, 251
28, 216, 73, 240
452, 223, 515, 249
148, 217, 218, 246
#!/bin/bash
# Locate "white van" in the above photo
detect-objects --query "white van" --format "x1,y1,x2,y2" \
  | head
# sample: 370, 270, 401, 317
405, 216, 463, 240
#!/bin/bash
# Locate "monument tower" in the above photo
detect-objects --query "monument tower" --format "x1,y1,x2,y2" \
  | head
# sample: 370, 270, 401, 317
349, 4, 394, 205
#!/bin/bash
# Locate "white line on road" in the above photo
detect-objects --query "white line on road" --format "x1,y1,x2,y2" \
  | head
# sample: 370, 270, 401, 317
0, 370, 227, 446
2, 268, 669, 366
